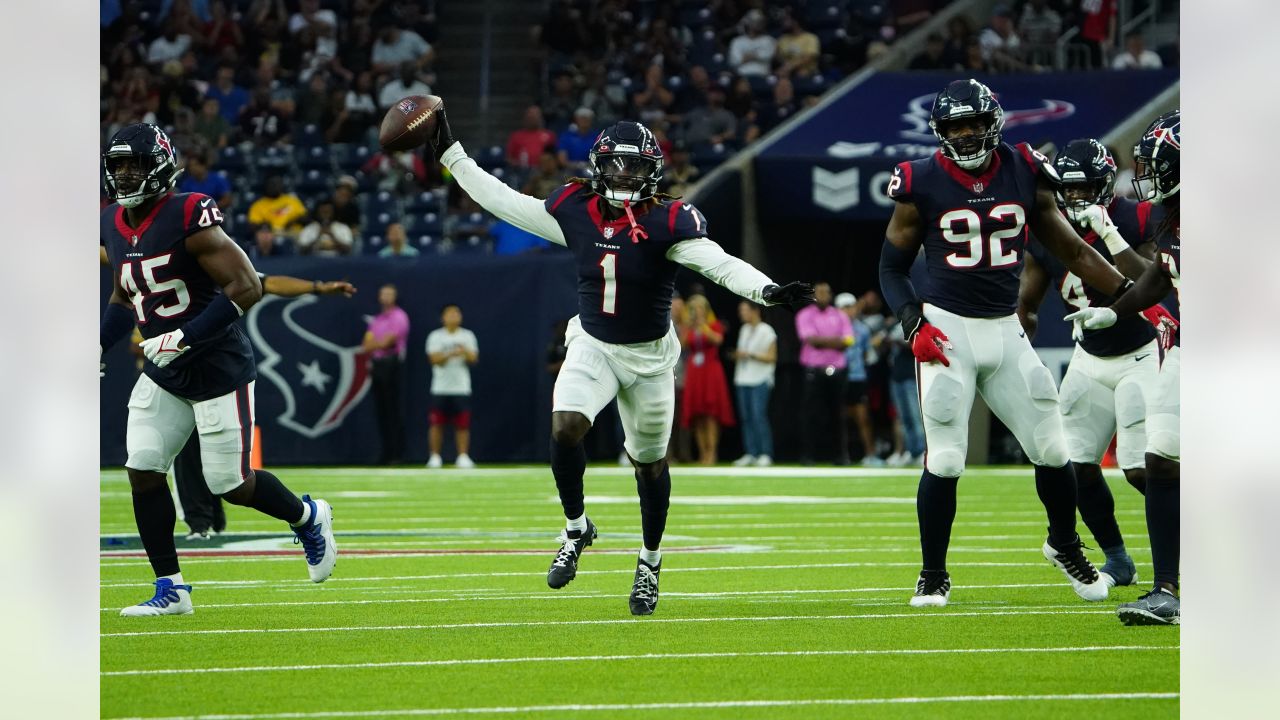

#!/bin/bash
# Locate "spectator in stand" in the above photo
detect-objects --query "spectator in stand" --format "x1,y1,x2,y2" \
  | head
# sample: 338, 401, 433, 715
942, 15, 976, 68
147, 20, 192, 67
289, 0, 337, 35
775, 13, 820, 78
1075, 0, 1117, 69
796, 282, 853, 465
296, 200, 355, 257
732, 301, 777, 468
725, 76, 761, 144
580, 65, 627, 126
330, 176, 363, 229
961, 38, 992, 73
371, 24, 435, 75
378, 61, 433, 110
362, 149, 429, 193
660, 141, 700, 197
506, 105, 558, 169
248, 175, 307, 237
426, 304, 479, 469
251, 223, 292, 258
239, 88, 292, 146
297, 20, 352, 85
205, 63, 249, 124
668, 293, 693, 464
680, 295, 735, 466
293, 70, 333, 128
492, 219, 555, 255
1018, 0, 1062, 67
978, 5, 1027, 72
557, 107, 598, 170
836, 292, 881, 467
673, 64, 712, 115
178, 148, 233, 210
523, 148, 569, 199
334, 70, 379, 142
909, 33, 951, 70
631, 63, 675, 126
885, 318, 925, 466
683, 87, 738, 147
757, 77, 799, 133
543, 71, 580, 130
378, 221, 421, 259
728, 10, 776, 77
200, 1, 244, 56
364, 284, 411, 465
1112, 31, 1163, 70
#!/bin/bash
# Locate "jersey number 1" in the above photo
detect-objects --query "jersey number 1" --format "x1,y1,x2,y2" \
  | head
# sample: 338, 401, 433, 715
119, 254, 191, 323
599, 253, 617, 315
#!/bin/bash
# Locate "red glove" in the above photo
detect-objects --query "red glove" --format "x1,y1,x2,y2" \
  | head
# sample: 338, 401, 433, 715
910, 323, 953, 367
1140, 305, 1179, 352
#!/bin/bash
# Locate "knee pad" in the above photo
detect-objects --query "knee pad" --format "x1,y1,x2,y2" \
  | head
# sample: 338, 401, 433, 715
925, 448, 965, 478
201, 462, 245, 496
1029, 416, 1070, 467
922, 375, 963, 424
1146, 431, 1180, 462
1023, 362, 1059, 413
126, 431, 171, 473
1114, 380, 1147, 429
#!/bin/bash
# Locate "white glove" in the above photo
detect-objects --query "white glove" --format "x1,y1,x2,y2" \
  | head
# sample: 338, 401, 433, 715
1074, 205, 1129, 257
139, 329, 189, 369
1064, 307, 1118, 342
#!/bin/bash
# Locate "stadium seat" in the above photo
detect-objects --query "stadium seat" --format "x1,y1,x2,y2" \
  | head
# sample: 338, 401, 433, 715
362, 234, 384, 255
254, 145, 293, 172
294, 124, 325, 148
216, 146, 248, 175
298, 145, 333, 172
404, 212, 444, 235
364, 190, 400, 219
404, 190, 442, 214
296, 169, 332, 196
475, 145, 506, 171
416, 234, 437, 250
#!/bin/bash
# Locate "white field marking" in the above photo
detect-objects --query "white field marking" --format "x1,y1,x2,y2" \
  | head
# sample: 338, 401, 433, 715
107, 693, 1180, 719
581, 495, 915, 505
102, 645, 1177, 678
102, 465, 1138, 479
99, 582, 1098, 612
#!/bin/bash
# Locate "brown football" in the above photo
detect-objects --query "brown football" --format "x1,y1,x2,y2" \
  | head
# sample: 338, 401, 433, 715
378, 95, 442, 152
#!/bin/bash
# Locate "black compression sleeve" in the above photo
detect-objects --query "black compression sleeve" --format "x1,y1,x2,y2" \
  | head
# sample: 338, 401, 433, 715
879, 239, 925, 337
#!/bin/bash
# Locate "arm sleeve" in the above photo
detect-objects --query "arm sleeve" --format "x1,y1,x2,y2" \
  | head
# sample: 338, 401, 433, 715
878, 238, 925, 333
666, 237, 773, 304
440, 142, 567, 246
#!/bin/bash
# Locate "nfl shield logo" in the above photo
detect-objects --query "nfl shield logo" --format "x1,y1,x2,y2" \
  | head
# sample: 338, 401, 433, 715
130, 234, 139, 246
603, 227, 615, 239
397, 98, 418, 115
972, 182, 984, 193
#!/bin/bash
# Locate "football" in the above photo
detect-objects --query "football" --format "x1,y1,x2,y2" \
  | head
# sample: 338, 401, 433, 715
378, 95, 442, 152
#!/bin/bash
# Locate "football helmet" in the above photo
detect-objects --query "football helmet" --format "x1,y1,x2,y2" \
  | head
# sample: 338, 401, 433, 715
103, 123, 182, 209
588, 121, 663, 204
1132, 110, 1179, 204
1053, 138, 1117, 225
929, 79, 1005, 170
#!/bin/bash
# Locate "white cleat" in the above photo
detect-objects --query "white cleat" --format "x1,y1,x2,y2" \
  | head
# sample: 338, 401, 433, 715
455, 453, 476, 469
1043, 539, 1108, 602
754, 455, 773, 467
426, 454, 443, 469
293, 495, 337, 583
908, 571, 950, 607
119, 578, 193, 617
731, 454, 756, 467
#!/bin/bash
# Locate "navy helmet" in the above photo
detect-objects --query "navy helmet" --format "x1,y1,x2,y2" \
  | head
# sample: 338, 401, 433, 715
102, 123, 182, 209
929, 79, 1004, 169
1053, 138, 1117, 223
588, 121, 664, 204
1132, 110, 1179, 204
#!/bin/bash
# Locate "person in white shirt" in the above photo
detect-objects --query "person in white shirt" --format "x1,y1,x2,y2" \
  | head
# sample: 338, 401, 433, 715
731, 302, 777, 467
378, 62, 434, 111
1111, 32, 1163, 70
147, 24, 191, 67
425, 304, 479, 469
728, 11, 776, 77
296, 201, 355, 256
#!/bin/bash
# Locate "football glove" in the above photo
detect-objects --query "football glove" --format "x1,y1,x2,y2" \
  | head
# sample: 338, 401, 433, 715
761, 282, 815, 311
909, 322, 952, 367
1073, 205, 1130, 256
1141, 304, 1179, 352
1064, 307, 1117, 342
139, 329, 189, 369
429, 102, 458, 161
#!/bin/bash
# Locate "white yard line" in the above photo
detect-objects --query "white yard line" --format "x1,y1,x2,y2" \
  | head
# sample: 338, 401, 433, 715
101, 606, 1119, 637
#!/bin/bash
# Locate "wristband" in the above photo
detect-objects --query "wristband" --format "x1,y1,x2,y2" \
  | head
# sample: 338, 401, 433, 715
1099, 224, 1130, 257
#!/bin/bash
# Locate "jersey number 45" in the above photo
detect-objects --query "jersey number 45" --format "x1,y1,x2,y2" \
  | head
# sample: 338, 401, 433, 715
120, 253, 190, 323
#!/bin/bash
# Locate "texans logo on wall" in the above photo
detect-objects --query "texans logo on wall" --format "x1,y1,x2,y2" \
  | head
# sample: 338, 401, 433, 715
246, 295, 371, 438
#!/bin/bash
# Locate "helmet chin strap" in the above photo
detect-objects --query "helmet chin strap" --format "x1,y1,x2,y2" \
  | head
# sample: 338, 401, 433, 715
952, 152, 989, 170
621, 199, 648, 243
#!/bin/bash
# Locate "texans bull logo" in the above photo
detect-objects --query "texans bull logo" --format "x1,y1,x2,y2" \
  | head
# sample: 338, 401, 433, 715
900, 93, 1076, 142
246, 296, 371, 439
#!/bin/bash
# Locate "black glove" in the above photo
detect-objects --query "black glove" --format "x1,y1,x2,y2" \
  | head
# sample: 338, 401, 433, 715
762, 281, 816, 311
429, 102, 457, 161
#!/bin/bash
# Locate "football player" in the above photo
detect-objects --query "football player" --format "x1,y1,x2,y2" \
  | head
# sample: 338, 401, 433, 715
1066, 111, 1181, 625
100, 123, 337, 616
424, 106, 813, 615
879, 79, 1135, 607
1018, 138, 1177, 589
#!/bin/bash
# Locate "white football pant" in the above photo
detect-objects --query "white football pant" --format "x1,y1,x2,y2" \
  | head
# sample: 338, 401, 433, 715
1059, 339, 1160, 470
1144, 346, 1180, 462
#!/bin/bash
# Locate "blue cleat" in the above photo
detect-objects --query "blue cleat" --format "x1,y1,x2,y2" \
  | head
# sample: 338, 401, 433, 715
292, 495, 337, 582
119, 578, 193, 617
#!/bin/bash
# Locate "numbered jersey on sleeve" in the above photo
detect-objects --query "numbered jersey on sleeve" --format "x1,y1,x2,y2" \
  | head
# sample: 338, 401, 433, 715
544, 183, 705, 344
101, 192, 255, 401
1028, 197, 1157, 357
888, 142, 1048, 317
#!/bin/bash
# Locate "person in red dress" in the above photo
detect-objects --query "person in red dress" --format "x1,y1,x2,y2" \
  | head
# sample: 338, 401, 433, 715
680, 295, 736, 464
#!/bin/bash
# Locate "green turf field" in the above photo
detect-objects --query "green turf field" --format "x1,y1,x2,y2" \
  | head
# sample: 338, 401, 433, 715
100, 465, 1179, 719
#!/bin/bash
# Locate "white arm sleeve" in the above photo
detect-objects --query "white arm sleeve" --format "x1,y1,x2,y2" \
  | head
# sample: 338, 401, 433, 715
439, 142, 567, 246
666, 238, 774, 304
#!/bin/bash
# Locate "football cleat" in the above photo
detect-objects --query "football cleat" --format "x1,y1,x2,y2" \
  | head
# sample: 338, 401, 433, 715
455, 453, 475, 469
754, 455, 773, 467
119, 578, 193, 617
184, 529, 212, 541
1117, 587, 1180, 626
1099, 553, 1139, 588
292, 495, 337, 583
629, 558, 661, 615
547, 518, 597, 589
1043, 536, 1108, 601
909, 570, 951, 607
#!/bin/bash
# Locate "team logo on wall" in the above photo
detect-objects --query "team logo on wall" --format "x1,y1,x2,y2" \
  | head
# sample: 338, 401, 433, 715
246, 296, 371, 439
899, 93, 1076, 142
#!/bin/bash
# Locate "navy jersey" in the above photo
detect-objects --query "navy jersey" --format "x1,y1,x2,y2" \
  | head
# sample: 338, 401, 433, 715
543, 183, 708, 344
101, 191, 256, 401
888, 142, 1049, 317
1155, 210, 1180, 345
1028, 197, 1158, 357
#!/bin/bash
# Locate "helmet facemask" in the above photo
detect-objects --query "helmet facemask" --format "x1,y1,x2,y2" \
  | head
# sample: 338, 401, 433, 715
1057, 177, 1116, 226
932, 110, 1003, 170
593, 152, 660, 205
1132, 155, 1178, 205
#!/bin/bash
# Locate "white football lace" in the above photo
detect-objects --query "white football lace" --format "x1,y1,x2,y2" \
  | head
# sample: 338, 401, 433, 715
633, 565, 657, 601
552, 532, 578, 568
